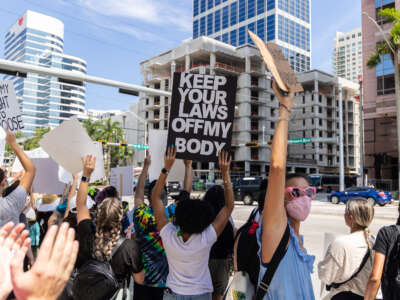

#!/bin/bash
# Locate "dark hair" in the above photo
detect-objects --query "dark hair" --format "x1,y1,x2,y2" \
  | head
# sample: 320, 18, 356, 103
95, 186, 118, 205
286, 172, 309, 184
147, 180, 167, 200
175, 199, 215, 234
397, 201, 400, 226
257, 179, 268, 211
203, 185, 225, 217
0, 168, 5, 183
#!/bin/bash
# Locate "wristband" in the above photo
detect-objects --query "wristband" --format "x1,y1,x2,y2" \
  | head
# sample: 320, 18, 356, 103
81, 176, 90, 183
161, 168, 169, 175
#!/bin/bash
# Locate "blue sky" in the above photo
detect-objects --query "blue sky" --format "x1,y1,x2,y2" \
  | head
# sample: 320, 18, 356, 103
0, 0, 361, 111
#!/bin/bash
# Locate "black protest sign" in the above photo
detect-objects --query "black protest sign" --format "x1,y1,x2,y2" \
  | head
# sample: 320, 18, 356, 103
167, 72, 237, 162
0, 80, 24, 132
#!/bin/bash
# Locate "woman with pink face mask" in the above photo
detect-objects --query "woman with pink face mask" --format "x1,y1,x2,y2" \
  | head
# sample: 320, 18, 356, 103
255, 81, 316, 300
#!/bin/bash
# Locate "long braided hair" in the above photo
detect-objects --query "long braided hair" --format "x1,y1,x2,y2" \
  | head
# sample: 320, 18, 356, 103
345, 198, 375, 262
94, 197, 123, 261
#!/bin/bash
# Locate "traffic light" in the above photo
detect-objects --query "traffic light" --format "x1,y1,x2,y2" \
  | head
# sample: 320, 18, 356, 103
245, 141, 258, 148
120, 142, 128, 147
98, 140, 107, 146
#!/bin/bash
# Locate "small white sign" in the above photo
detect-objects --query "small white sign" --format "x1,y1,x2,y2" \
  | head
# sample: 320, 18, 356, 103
0, 80, 24, 132
110, 166, 134, 196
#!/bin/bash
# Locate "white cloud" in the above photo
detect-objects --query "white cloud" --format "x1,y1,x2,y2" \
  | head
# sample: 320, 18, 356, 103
76, 0, 192, 32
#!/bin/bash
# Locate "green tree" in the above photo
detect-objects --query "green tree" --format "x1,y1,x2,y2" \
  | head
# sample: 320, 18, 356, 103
82, 117, 103, 141
23, 127, 51, 150
366, 8, 400, 189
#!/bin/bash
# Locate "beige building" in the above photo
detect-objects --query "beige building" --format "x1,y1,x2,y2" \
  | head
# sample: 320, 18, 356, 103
140, 37, 360, 178
333, 28, 363, 83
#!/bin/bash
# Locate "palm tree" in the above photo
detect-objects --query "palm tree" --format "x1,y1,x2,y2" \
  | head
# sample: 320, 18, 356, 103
365, 8, 400, 190
23, 127, 50, 150
82, 117, 103, 141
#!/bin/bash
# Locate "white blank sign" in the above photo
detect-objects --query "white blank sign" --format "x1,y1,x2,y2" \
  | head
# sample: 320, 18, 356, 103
110, 166, 134, 196
32, 158, 66, 194
148, 129, 185, 182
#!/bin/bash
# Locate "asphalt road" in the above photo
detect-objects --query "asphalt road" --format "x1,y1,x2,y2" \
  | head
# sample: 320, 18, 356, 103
232, 198, 398, 299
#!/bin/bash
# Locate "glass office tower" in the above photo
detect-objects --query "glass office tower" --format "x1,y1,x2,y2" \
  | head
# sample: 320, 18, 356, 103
193, 0, 311, 72
4, 10, 87, 136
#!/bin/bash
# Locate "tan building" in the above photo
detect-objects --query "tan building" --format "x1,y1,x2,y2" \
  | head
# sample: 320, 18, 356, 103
362, 0, 398, 187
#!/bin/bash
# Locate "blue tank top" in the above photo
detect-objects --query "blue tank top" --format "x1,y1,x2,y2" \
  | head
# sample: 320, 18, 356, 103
256, 220, 315, 300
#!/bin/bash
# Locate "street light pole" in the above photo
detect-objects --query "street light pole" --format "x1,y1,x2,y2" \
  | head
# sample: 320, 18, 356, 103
339, 83, 345, 191
359, 77, 365, 186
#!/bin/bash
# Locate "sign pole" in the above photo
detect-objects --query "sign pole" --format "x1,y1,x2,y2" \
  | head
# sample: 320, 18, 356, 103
339, 83, 345, 192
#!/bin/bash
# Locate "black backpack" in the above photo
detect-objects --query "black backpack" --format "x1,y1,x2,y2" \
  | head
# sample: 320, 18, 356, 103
382, 226, 400, 298
72, 238, 128, 300
235, 207, 260, 286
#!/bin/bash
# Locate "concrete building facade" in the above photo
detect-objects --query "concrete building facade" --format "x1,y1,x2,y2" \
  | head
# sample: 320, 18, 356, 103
333, 28, 363, 83
362, 0, 398, 185
140, 37, 360, 178
193, 0, 311, 73
289, 71, 361, 174
4, 10, 87, 136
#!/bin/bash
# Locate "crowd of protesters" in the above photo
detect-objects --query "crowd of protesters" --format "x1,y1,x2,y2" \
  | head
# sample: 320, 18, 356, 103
0, 81, 400, 300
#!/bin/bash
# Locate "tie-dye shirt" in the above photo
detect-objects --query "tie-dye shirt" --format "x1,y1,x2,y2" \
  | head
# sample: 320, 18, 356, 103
133, 203, 175, 287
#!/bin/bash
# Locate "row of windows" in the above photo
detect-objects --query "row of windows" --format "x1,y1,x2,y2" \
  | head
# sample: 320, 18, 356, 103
278, 0, 310, 23
278, 15, 310, 51
338, 32, 362, 42
376, 54, 394, 77
194, 0, 274, 18
280, 46, 311, 72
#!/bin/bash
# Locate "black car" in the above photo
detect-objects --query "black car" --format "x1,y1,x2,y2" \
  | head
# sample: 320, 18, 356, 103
168, 181, 181, 196
233, 177, 264, 205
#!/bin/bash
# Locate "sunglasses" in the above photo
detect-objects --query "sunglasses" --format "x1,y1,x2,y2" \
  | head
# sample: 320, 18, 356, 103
285, 186, 316, 199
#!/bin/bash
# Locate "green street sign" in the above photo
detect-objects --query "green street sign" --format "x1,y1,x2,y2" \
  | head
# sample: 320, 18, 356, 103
133, 144, 149, 150
288, 138, 311, 145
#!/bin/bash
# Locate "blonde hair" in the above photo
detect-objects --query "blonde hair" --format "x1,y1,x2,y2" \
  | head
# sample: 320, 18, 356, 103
94, 197, 123, 261
345, 198, 375, 259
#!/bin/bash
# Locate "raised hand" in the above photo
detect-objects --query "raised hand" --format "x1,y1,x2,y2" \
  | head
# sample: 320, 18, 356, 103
10, 223, 79, 300
4, 126, 16, 146
82, 155, 96, 178
164, 146, 176, 171
272, 81, 295, 112
0, 222, 30, 300
218, 150, 232, 177
183, 160, 192, 168
144, 154, 151, 168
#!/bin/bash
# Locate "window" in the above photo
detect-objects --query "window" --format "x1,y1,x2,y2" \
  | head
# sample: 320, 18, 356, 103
222, 6, 229, 29
377, 75, 395, 95
194, 0, 199, 16
239, 26, 246, 45
230, 2, 237, 26
200, 17, 206, 35
248, 0, 255, 18
267, 15, 275, 41
257, 0, 265, 15
230, 29, 237, 46
375, 0, 395, 25
267, 0, 275, 11
248, 23, 255, 45
239, 0, 246, 22
207, 0, 213, 10
193, 20, 199, 38
222, 32, 229, 43
201, 0, 206, 13
207, 13, 213, 35
257, 18, 265, 40
215, 0, 220, 5
215, 10, 221, 32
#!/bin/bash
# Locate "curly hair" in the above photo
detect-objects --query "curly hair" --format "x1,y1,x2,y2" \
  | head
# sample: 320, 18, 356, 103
94, 197, 123, 261
175, 199, 215, 234
203, 185, 224, 218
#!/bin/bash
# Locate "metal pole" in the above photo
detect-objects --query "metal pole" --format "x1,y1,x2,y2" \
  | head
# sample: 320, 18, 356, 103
359, 79, 365, 186
339, 83, 345, 191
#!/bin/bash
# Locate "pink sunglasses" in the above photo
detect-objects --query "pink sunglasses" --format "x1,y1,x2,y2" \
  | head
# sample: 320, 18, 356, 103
285, 186, 316, 199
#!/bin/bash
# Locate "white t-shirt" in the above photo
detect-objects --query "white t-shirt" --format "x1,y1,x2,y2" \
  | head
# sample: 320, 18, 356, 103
160, 222, 218, 295
0, 186, 28, 227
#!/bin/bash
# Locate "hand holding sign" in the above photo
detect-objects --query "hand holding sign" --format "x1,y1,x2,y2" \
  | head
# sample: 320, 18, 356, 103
272, 81, 295, 112
5, 125, 16, 146
164, 147, 177, 171
82, 155, 96, 178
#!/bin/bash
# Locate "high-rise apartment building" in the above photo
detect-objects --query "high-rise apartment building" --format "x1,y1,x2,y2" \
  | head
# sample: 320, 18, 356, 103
333, 29, 363, 83
362, 0, 398, 186
140, 37, 360, 178
193, 0, 311, 73
4, 10, 87, 136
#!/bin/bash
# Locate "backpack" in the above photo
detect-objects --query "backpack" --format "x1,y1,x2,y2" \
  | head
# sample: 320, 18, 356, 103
72, 238, 128, 300
382, 226, 400, 298
235, 207, 260, 286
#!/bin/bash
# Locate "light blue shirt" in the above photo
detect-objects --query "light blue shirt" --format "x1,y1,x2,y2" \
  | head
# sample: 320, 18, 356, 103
256, 220, 315, 300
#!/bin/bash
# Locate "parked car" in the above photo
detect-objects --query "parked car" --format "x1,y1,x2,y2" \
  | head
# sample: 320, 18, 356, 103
233, 177, 264, 205
168, 181, 181, 196
328, 186, 393, 206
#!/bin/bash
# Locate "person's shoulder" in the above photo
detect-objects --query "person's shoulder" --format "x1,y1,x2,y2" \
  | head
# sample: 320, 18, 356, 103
5, 185, 27, 199
77, 219, 94, 234
378, 225, 399, 237
329, 234, 354, 252
160, 222, 175, 237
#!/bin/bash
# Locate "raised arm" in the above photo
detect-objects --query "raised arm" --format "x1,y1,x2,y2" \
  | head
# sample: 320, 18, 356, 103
212, 150, 234, 236
64, 174, 78, 219
134, 155, 151, 208
183, 160, 193, 194
5, 128, 35, 193
151, 147, 176, 231
261, 82, 294, 264
76, 156, 96, 224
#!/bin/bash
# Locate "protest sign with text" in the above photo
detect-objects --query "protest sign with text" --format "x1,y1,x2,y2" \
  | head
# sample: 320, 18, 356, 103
110, 166, 134, 196
167, 72, 237, 162
0, 80, 24, 132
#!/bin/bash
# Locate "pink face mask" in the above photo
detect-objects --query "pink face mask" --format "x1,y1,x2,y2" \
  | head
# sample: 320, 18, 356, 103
285, 196, 312, 221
